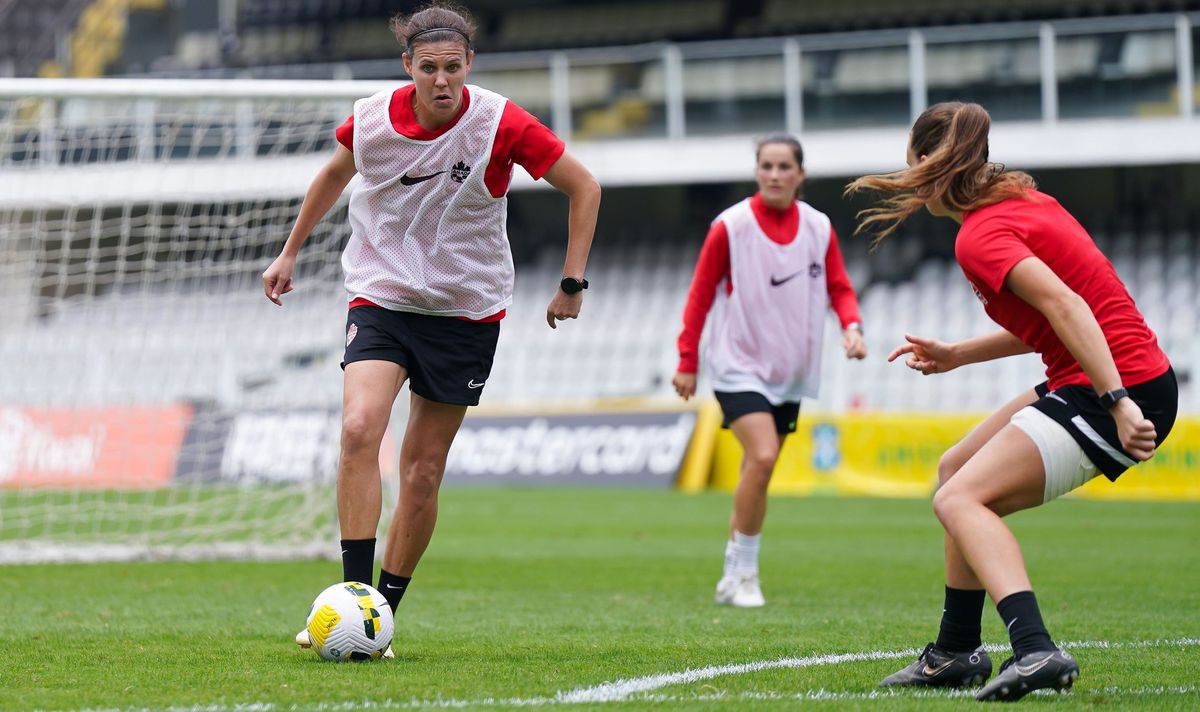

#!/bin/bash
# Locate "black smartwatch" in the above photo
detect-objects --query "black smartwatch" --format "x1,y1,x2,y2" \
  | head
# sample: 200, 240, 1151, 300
560, 276, 588, 295
1099, 387, 1129, 410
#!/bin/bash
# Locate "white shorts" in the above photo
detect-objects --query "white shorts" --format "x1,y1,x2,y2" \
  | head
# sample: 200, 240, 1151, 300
1010, 406, 1100, 503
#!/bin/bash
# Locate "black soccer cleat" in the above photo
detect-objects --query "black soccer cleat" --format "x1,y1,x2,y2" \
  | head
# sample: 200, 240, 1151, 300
975, 649, 1079, 702
880, 643, 992, 688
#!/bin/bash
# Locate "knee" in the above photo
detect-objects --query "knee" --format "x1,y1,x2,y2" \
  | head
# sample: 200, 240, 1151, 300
931, 486, 955, 525
932, 483, 978, 527
742, 447, 779, 482
401, 456, 444, 501
340, 412, 383, 457
936, 448, 967, 487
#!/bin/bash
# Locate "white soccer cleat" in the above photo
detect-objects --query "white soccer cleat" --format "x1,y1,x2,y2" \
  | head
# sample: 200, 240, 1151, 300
382, 645, 394, 659
715, 576, 738, 605
715, 574, 766, 607
295, 628, 312, 649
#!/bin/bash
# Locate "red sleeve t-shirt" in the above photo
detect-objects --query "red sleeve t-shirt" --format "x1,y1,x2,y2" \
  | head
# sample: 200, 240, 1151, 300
676, 193, 863, 374
956, 189, 1169, 390
335, 85, 565, 197
337, 85, 566, 321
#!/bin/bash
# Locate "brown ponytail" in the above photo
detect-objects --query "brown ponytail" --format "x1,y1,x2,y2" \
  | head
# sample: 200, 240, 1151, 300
391, 2, 476, 55
845, 102, 1035, 244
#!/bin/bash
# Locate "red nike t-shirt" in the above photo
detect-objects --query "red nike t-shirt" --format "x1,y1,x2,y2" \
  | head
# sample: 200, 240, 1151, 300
337, 85, 566, 321
956, 190, 1169, 390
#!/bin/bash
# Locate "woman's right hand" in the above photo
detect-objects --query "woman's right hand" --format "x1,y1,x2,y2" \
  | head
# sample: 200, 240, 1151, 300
1110, 397, 1157, 461
672, 371, 697, 401
262, 254, 296, 306
887, 333, 959, 375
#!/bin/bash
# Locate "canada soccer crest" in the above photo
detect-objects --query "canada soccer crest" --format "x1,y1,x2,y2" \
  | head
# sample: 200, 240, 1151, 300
450, 161, 471, 183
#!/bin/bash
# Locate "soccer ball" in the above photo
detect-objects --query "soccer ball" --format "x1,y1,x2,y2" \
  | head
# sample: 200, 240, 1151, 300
305, 582, 394, 661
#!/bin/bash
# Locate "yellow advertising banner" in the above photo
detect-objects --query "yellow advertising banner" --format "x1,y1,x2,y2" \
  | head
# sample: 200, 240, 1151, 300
706, 409, 1200, 502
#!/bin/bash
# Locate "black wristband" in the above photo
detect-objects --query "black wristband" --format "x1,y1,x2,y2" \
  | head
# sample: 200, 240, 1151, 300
560, 277, 588, 294
1099, 387, 1128, 410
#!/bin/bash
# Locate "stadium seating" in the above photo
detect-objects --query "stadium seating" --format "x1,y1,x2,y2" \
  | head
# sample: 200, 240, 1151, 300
496, 0, 725, 50
2, 221, 1195, 415
82, 0, 1192, 76
0, 0, 89, 77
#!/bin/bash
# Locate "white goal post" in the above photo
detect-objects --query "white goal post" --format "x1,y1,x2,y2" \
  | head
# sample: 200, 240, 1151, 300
0, 78, 408, 564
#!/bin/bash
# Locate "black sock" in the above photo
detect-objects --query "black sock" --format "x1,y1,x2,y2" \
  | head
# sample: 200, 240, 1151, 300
997, 590, 1057, 658
935, 586, 986, 652
378, 569, 412, 613
340, 538, 376, 586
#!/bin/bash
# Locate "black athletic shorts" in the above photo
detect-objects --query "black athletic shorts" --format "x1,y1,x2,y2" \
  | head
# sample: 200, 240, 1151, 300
1031, 366, 1178, 481
342, 305, 500, 406
714, 390, 801, 435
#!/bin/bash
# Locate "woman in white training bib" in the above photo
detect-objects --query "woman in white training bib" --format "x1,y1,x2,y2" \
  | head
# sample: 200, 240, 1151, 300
672, 134, 866, 608
262, 2, 601, 645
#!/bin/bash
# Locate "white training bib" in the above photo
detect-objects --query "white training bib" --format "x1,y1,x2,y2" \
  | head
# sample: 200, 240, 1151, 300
344, 85, 512, 319
705, 198, 832, 403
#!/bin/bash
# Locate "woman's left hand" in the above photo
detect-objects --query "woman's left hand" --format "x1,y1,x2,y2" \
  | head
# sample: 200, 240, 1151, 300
843, 328, 867, 360
546, 290, 582, 329
1111, 397, 1158, 461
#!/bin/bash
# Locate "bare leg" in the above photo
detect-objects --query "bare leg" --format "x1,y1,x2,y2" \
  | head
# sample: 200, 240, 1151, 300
879, 390, 1054, 686
337, 360, 407, 539
933, 424, 1048, 601
937, 389, 1039, 589
728, 413, 784, 537
381, 392, 468, 576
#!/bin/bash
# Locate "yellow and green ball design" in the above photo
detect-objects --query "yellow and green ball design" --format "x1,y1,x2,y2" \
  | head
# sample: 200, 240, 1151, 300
305, 581, 394, 661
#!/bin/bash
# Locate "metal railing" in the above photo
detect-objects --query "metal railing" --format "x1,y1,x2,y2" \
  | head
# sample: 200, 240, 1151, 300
0, 11, 1193, 167
128, 12, 1198, 133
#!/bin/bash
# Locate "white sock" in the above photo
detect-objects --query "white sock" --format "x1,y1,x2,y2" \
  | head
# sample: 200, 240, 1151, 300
730, 530, 761, 576
723, 539, 737, 579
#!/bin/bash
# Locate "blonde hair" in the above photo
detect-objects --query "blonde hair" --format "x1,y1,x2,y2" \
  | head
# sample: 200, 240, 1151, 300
845, 102, 1035, 244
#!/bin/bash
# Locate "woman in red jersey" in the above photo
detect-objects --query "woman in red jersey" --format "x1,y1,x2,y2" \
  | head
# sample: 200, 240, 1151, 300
261, 2, 600, 648
672, 134, 867, 608
847, 102, 1177, 701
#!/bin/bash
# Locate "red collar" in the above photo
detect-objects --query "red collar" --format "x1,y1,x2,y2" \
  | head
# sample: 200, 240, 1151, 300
391, 85, 471, 140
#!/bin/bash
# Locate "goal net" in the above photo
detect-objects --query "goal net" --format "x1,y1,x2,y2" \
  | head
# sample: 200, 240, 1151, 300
0, 78, 401, 563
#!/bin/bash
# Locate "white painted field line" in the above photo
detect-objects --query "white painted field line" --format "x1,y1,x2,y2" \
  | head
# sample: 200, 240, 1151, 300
639, 684, 1200, 704
553, 647, 918, 703
54, 638, 1200, 711
95, 682, 1200, 711
558, 636, 1200, 703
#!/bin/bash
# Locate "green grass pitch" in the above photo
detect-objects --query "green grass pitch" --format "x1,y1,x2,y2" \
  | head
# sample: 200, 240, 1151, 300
2, 490, 1198, 710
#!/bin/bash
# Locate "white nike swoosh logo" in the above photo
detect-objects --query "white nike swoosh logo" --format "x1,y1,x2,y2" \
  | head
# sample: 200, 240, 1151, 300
341, 550, 349, 555
467, 380, 485, 389
385, 583, 404, 589
1007, 617, 1019, 632
1015, 655, 1055, 676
